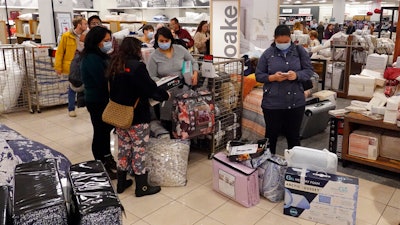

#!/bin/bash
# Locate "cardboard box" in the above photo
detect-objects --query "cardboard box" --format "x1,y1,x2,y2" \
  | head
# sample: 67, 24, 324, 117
348, 75, 375, 98
383, 109, 399, 124
349, 131, 380, 160
156, 75, 182, 90
212, 152, 260, 207
385, 96, 400, 110
284, 167, 359, 225
380, 131, 400, 161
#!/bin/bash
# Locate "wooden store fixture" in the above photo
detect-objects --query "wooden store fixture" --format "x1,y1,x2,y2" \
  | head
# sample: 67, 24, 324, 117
14, 19, 41, 43
102, 20, 146, 33
330, 35, 368, 101
342, 112, 400, 173
0, 21, 7, 44
310, 58, 327, 90
340, 5, 400, 174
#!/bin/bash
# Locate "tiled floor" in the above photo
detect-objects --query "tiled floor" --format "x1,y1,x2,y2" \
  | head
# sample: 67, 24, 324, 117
1, 105, 399, 225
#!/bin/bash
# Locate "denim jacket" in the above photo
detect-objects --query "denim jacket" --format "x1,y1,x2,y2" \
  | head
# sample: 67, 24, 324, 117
255, 43, 314, 110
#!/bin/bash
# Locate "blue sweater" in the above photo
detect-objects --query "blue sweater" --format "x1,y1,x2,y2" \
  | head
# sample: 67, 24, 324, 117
255, 43, 314, 110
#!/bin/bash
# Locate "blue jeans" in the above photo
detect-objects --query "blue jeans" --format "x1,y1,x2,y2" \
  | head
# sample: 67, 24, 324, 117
68, 86, 76, 111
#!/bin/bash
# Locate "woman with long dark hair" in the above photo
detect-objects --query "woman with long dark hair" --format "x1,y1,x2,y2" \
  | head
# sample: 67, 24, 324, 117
194, 20, 210, 54
80, 26, 117, 179
107, 36, 170, 196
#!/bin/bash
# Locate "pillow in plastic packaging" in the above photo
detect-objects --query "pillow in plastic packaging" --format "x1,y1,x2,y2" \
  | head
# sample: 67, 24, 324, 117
258, 155, 287, 202
146, 138, 190, 186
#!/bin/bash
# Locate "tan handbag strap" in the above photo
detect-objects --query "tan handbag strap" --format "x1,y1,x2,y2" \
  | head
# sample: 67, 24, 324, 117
133, 98, 140, 108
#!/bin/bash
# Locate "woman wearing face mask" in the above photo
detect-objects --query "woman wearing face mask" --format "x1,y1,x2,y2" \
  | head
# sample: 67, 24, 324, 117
147, 27, 199, 132
80, 26, 118, 179
255, 24, 313, 154
140, 24, 154, 45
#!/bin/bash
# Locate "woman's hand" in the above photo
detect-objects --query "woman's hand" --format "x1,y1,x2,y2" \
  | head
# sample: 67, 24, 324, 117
192, 71, 199, 86
286, 70, 297, 81
271, 71, 297, 82
272, 72, 289, 82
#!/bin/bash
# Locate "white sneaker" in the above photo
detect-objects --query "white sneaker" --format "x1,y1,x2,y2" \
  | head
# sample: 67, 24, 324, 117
69, 111, 77, 117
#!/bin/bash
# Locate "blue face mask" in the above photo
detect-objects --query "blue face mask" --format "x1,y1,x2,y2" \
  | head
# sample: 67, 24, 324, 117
101, 41, 113, 53
276, 42, 291, 51
158, 41, 171, 50
147, 32, 154, 39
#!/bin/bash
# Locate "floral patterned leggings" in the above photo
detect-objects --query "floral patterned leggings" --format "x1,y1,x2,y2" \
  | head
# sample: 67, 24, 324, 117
115, 123, 150, 175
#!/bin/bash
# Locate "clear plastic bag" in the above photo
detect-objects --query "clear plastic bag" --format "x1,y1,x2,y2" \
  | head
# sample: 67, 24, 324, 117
146, 138, 190, 186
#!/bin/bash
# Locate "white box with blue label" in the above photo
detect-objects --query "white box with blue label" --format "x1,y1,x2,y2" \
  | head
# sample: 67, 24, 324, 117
284, 167, 359, 225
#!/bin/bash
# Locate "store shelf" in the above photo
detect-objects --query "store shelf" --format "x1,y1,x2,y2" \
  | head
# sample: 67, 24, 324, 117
73, 8, 100, 12
14, 19, 40, 43
102, 20, 146, 33
342, 112, 400, 173
108, 6, 209, 11
330, 35, 366, 99
0, 6, 38, 9
146, 20, 199, 25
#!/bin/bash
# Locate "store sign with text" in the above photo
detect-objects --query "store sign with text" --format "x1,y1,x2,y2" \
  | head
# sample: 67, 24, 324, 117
211, 0, 240, 58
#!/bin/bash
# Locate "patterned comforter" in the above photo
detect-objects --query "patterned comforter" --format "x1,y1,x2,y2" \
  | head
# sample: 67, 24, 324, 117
0, 124, 71, 193
241, 87, 265, 141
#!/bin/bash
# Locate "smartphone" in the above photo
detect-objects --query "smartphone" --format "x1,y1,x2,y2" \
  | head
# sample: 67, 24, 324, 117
281, 72, 289, 75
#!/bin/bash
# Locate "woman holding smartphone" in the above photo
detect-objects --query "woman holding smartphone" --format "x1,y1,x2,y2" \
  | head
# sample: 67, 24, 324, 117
255, 24, 314, 154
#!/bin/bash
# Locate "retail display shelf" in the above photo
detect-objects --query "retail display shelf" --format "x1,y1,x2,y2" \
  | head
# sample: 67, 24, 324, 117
0, 6, 38, 9
73, 8, 100, 12
108, 6, 209, 11
103, 20, 146, 23
146, 20, 199, 24
342, 112, 400, 173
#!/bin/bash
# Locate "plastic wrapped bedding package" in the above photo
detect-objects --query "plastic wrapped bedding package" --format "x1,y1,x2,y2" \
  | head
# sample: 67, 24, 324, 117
0, 49, 24, 112
69, 160, 123, 225
13, 159, 68, 225
146, 138, 190, 186
0, 186, 12, 225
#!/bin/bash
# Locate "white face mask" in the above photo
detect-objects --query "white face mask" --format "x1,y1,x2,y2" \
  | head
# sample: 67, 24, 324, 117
275, 42, 291, 51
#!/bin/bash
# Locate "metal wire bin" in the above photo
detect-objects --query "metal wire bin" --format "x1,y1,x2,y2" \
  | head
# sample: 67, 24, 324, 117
195, 56, 244, 158
25, 45, 69, 113
0, 45, 32, 113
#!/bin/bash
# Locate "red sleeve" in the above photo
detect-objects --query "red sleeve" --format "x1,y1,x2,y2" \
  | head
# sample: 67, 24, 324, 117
181, 29, 194, 48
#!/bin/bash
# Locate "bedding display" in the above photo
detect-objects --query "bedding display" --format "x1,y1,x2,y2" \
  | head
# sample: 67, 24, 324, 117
0, 46, 27, 113
24, 45, 68, 112
0, 124, 71, 200
241, 87, 265, 141
69, 161, 123, 225
146, 138, 190, 186
13, 159, 68, 225
0, 186, 11, 225
197, 57, 244, 157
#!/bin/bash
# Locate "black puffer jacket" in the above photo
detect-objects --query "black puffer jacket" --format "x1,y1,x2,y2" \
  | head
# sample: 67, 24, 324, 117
109, 58, 169, 125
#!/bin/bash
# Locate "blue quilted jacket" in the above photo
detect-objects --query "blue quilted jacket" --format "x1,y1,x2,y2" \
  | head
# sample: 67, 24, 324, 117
255, 43, 314, 110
